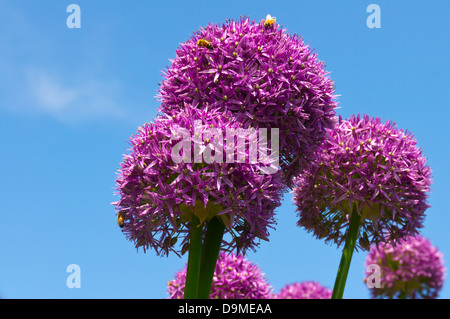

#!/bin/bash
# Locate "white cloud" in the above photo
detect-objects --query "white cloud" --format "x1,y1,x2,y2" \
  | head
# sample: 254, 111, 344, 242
29, 71, 78, 113
25, 69, 126, 122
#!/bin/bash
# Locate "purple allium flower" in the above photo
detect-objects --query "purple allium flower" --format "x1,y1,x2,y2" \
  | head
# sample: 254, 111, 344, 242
158, 16, 338, 186
113, 104, 284, 256
293, 114, 432, 250
364, 235, 445, 299
167, 252, 273, 299
276, 281, 332, 299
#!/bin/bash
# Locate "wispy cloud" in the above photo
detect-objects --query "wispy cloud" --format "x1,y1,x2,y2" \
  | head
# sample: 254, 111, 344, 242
30, 71, 78, 113
25, 69, 125, 122
0, 2, 130, 124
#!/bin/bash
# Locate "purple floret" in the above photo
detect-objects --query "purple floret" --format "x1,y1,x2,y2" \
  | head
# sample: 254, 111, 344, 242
113, 104, 285, 256
158, 17, 338, 186
276, 281, 332, 299
293, 114, 432, 250
365, 235, 445, 299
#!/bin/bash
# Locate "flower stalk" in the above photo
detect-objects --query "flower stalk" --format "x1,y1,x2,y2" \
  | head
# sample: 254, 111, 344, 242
331, 205, 361, 299
168, 251, 273, 299
183, 215, 203, 299
197, 217, 225, 299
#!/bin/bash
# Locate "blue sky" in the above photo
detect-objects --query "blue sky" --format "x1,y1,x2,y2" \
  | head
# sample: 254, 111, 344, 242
1, 0, 449, 299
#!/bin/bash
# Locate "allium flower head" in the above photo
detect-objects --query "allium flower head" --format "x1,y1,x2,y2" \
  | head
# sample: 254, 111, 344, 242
113, 104, 284, 256
276, 281, 332, 299
167, 252, 273, 299
365, 235, 445, 299
158, 16, 338, 186
293, 114, 432, 250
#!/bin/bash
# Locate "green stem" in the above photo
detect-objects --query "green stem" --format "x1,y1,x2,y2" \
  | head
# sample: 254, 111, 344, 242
399, 290, 407, 299
331, 206, 361, 299
183, 215, 203, 299
196, 217, 225, 299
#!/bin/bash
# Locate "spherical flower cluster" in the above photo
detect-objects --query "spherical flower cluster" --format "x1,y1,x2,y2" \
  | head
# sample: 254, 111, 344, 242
158, 16, 337, 186
364, 235, 445, 299
167, 252, 273, 299
293, 114, 432, 250
113, 104, 284, 256
276, 281, 332, 299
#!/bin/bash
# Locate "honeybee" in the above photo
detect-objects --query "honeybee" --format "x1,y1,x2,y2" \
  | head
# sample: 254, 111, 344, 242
197, 38, 213, 49
264, 14, 276, 29
117, 211, 126, 228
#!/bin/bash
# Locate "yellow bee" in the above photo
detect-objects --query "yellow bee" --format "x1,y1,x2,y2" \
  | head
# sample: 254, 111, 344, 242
264, 14, 276, 29
197, 38, 213, 49
117, 212, 126, 228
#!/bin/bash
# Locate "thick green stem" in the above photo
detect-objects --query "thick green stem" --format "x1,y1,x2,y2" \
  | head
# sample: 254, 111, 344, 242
183, 215, 203, 299
196, 217, 225, 299
332, 206, 361, 299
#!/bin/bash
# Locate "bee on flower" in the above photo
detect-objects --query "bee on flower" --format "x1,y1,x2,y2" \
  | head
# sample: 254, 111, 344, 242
264, 14, 276, 29
197, 38, 213, 49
